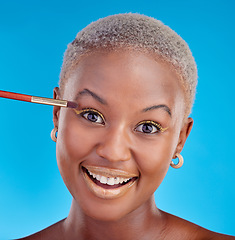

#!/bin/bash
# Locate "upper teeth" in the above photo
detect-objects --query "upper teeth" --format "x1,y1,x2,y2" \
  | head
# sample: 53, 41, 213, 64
87, 169, 132, 186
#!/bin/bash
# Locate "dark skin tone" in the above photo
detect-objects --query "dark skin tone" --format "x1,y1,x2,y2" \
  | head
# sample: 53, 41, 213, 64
18, 51, 235, 240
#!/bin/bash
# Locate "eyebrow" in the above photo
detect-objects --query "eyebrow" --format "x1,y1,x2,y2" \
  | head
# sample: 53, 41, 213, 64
75, 88, 107, 105
142, 104, 172, 117
75, 89, 171, 116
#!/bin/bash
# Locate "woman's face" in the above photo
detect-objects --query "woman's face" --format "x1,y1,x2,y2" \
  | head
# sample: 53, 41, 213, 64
53, 51, 192, 221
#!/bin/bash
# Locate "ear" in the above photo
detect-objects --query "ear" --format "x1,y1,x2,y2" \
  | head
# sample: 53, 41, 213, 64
52, 87, 61, 128
174, 117, 193, 156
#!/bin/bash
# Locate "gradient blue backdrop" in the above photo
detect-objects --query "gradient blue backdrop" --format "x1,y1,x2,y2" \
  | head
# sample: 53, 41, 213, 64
0, 0, 234, 239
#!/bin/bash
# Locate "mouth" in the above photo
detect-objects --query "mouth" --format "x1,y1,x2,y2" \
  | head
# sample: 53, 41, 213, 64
81, 166, 138, 199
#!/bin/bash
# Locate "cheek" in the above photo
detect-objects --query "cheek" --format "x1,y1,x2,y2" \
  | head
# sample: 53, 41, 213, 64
57, 112, 96, 162
55, 111, 98, 186
134, 134, 178, 180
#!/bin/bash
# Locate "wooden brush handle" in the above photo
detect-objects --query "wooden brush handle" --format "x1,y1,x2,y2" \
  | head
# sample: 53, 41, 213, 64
0, 90, 78, 108
0, 90, 32, 102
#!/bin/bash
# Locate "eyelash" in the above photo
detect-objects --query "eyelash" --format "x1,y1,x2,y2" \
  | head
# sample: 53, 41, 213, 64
74, 108, 105, 125
73, 109, 167, 134
135, 120, 168, 134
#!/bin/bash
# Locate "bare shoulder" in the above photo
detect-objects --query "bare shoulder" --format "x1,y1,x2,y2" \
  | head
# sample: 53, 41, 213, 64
15, 219, 65, 240
161, 211, 235, 240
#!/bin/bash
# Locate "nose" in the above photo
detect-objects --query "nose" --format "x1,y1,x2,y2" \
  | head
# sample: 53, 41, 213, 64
96, 126, 132, 162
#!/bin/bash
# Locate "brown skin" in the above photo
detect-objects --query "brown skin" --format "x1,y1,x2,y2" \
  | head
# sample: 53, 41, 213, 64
18, 51, 235, 240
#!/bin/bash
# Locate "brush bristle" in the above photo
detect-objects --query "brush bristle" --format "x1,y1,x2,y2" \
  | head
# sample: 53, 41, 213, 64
67, 101, 78, 109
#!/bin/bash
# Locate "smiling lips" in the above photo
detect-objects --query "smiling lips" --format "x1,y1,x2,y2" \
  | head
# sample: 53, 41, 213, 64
82, 165, 138, 199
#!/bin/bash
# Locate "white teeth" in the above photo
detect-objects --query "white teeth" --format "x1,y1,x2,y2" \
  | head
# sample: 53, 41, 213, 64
87, 169, 132, 186
96, 174, 101, 181
107, 177, 115, 185
114, 177, 120, 184
119, 177, 124, 184
100, 176, 108, 184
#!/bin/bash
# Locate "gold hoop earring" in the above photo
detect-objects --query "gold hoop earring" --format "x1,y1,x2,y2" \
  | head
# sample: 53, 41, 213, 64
170, 153, 183, 169
51, 127, 58, 142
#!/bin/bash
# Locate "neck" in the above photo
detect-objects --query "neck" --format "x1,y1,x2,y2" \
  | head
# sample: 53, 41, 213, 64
63, 196, 166, 240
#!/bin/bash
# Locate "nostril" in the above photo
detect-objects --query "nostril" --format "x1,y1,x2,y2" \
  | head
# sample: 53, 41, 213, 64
96, 128, 132, 162
96, 142, 131, 162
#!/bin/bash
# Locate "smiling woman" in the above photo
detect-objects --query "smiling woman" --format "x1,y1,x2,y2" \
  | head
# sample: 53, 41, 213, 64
18, 13, 235, 240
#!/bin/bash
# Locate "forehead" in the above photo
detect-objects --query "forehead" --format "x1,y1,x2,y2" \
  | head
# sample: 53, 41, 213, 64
63, 51, 185, 117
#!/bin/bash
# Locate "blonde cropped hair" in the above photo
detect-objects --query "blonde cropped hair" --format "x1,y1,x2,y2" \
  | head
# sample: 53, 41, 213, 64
60, 13, 197, 116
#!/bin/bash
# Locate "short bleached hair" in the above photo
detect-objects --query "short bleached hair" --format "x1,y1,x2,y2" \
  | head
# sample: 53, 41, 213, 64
60, 13, 197, 116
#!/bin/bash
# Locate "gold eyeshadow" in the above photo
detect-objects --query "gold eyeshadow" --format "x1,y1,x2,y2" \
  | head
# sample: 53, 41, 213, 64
73, 108, 105, 121
73, 108, 167, 133
137, 120, 168, 133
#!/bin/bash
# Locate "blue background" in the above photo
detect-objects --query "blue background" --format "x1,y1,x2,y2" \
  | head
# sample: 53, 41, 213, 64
0, 0, 234, 239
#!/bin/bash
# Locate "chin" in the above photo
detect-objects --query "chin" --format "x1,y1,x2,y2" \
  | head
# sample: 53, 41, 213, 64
77, 197, 136, 222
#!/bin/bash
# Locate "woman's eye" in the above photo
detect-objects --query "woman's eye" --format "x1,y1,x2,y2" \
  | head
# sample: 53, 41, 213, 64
135, 121, 166, 134
83, 112, 103, 124
135, 123, 158, 134
79, 109, 105, 125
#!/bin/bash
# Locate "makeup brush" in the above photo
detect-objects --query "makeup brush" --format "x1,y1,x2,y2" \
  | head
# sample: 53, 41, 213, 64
0, 90, 78, 108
